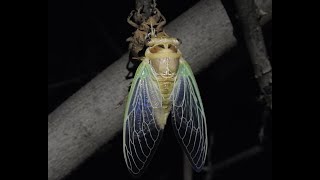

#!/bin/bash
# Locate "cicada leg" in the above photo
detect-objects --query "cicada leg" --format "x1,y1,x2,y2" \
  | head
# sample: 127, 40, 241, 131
127, 10, 139, 29
154, 8, 166, 31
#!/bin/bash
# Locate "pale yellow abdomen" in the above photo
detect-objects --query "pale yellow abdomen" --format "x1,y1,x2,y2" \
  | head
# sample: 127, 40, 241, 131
155, 75, 175, 128
145, 37, 182, 129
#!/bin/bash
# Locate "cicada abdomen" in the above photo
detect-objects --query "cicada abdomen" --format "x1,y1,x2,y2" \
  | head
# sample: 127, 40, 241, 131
123, 9, 208, 177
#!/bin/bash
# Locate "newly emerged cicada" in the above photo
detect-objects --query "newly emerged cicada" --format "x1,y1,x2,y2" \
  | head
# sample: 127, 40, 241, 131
123, 13, 208, 176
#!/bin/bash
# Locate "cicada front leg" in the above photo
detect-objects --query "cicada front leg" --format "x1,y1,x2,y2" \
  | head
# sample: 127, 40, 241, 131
154, 8, 166, 32
127, 10, 139, 29
134, 7, 146, 24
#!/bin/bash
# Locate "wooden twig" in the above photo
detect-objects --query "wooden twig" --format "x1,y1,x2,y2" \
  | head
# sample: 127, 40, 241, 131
48, 1, 272, 180
254, 0, 272, 25
234, 0, 272, 110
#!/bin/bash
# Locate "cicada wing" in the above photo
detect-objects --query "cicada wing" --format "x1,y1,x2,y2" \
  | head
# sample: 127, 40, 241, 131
171, 58, 208, 172
123, 60, 164, 176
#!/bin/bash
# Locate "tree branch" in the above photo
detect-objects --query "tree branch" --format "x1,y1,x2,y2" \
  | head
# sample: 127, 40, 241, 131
234, 0, 272, 109
254, 0, 272, 25
48, 0, 272, 180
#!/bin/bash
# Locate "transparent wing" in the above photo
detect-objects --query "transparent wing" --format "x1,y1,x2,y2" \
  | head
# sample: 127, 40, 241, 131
123, 60, 163, 176
171, 58, 208, 171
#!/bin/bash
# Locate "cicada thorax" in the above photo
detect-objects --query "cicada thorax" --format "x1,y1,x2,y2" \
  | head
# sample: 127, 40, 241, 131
144, 37, 182, 128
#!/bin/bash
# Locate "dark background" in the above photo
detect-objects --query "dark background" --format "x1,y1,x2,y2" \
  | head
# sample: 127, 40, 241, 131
48, 0, 272, 179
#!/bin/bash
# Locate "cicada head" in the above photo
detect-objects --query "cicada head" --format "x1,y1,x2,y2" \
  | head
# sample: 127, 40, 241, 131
145, 37, 181, 59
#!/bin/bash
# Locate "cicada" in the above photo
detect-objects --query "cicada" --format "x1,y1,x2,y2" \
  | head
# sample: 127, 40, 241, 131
123, 29, 208, 176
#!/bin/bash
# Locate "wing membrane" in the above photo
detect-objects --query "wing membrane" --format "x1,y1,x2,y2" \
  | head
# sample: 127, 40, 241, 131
123, 60, 163, 176
171, 58, 208, 171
